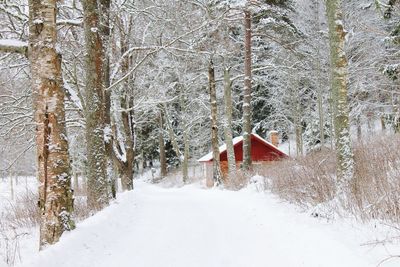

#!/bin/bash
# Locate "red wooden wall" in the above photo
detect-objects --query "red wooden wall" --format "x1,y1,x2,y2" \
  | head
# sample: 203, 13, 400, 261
219, 135, 285, 162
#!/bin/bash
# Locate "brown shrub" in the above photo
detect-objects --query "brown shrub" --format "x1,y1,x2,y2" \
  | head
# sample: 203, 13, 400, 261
225, 169, 252, 191
1, 190, 90, 231
262, 148, 336, 208
72, 196, 91, 222
352, 135, 400, 222
2, 190, 40, 228
260, 133, 400, 223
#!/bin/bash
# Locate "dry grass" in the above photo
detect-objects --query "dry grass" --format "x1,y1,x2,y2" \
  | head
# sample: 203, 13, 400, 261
0, 188, 91, 266
72, 196, 91, 222
0, 221, 28, 266
225, 169, 252, 191
352, 136, 400, 222
1, 192, 90, 229
0, 190, 38, 266
1, 190, 40, 229
262, 149, 336, 208
260, 133, 400, 223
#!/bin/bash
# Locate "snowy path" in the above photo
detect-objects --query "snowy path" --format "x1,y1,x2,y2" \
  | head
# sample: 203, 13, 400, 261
19, 181, 394, 267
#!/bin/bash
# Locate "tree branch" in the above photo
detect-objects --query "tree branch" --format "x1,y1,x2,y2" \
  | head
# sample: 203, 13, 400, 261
57, 19, 83, 27
0, 39, 28, 56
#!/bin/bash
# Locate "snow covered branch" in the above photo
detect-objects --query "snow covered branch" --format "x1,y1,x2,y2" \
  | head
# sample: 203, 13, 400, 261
57, 19, 83, 27
0, 39, 28, 56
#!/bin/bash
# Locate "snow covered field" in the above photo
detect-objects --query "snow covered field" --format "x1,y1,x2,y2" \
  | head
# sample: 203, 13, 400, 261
11, 179, 400, 267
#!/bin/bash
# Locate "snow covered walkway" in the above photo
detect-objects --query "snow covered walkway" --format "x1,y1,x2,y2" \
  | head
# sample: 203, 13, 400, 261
19, 181, 396, 267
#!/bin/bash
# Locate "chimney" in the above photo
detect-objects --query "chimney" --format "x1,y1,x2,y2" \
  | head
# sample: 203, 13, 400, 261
269, 131, 279, 147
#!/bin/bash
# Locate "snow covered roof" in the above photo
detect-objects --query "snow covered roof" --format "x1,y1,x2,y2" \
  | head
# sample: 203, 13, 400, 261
198, 133, 288, 162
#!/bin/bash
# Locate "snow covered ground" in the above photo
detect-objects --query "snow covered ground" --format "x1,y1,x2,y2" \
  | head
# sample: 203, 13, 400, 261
0, 177, 38, 267
14, 179, 400, 267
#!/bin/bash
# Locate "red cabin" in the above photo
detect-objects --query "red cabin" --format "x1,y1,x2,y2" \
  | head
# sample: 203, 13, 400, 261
198, 133, 288, 187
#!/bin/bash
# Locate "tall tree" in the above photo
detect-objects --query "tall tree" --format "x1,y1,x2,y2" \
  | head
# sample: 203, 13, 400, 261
112, 19, 134, 191
158, 111, 167, 178
326, 0, 354, 194
82, 0, 110, 209
180, 87, 190, 184
100, 0, 115, 198
242, 9, 253, 170
223, 67, 236, 184
28, 0, 75, 247
209, 59, 223, 185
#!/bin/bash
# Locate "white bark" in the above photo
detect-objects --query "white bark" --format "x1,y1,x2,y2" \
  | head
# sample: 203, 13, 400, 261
223, 67, 236, 182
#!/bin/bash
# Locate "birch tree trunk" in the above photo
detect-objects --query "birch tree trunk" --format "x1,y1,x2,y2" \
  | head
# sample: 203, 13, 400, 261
313, 0, 325, 146
223, 67, 236, 183
159, 111, 167, 178
209, 59, 222, 186
326, 0, 354, 195
28, 0, 75, 248
242, 10, 252, 170
83, 0, 109, 209
295, 100, 303, 156
73, 172, 79, 192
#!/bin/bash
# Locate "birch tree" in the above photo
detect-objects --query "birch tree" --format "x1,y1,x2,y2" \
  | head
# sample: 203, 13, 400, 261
223, 67, 236, 183
209, 59, 223, 185
158, 111, 167, 178
28, 0, 75, 248
326, 0, 354, 194
242, 9, 253, 170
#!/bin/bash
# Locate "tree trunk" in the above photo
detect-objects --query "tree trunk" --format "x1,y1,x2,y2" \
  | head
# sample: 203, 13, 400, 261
9, 174, 14, 201
317, 87, 325, 146
326, 0, 354, 194
242, 10, 252, 170
313, 0, 325, 147
163, 104, 182, 160
182, 129, 189, 183
118, 103, 134, 191
73, 172, 79, 192
100, 0, 115, 199
356, 116, 362, 140
181, 91, 190, 184
295, 125, 303, 156
28, 0, 75, 248
329, 97, 335, 149
159, 111, 167, 178
83, 0, 109, 210
112, 30, 134, 191
381, 115, 386, 131
223, 67, 236, 183
293, 92, 303, 156
209, 59, 222, 186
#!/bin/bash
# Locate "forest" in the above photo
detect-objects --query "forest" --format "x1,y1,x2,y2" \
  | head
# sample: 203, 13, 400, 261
0, 0, 399, 266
